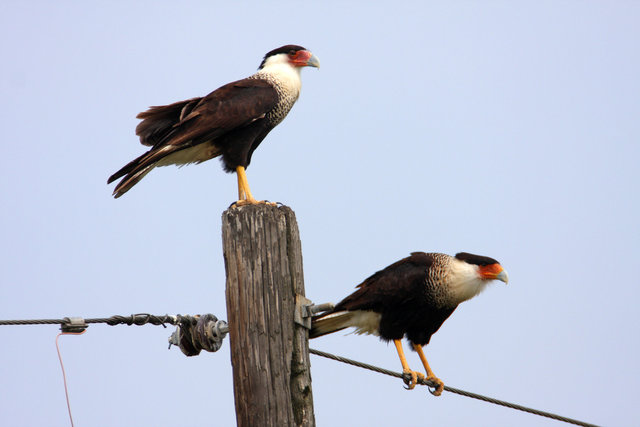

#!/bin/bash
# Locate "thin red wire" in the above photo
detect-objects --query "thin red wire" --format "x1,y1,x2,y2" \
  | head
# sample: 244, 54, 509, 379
55, 331, 86, 427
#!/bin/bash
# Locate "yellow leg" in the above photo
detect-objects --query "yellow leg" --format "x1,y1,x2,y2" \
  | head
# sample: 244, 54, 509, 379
236, 167, 244, 200
413, 343, 444, 396
234, 166, 258, 205
394, 339, 424, 390
233, 166, 278, 207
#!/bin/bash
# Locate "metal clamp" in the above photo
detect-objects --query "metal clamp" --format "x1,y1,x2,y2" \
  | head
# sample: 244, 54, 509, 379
294, 296, 335, 329
61, 317, 88, 333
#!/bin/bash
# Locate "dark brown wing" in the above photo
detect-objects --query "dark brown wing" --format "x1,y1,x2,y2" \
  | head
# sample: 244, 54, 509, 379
140, 78, 278, 150
108, 78, 278, 195
333, 252, 435, 313
331, 252, 457, 345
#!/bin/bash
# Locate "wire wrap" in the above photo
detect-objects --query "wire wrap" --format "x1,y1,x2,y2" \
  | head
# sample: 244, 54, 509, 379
0, 314, 179, 327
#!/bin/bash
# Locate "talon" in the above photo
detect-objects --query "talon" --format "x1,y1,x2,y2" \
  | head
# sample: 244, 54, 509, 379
426, 375, 444, 396
232, 198, 257, 207
403, 370, 426, 390
403, 369, 418, 390
234, 165, 275, 207
232, 199, 277, 208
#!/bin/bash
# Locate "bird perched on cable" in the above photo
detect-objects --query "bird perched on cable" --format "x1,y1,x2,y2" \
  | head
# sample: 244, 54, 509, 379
310, 252, 508, 395
108, 45, 319, 204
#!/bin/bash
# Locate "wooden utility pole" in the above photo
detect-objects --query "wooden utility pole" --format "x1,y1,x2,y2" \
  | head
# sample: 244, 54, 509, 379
222, 204, 315, 427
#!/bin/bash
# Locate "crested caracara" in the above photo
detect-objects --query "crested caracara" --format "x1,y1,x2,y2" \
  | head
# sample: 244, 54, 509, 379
310, 251, 508, 395
108, 45, 319, 204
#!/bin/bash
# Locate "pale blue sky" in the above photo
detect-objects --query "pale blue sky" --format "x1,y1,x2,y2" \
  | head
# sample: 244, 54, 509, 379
1, 2, 638, 426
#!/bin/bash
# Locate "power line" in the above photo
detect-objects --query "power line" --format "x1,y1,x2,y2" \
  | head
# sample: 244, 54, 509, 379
0, 314, 180, 328
309, 348, 600, 427
0, 314, 229, 356
0, 315, 601, 426
2, 313, 227, 427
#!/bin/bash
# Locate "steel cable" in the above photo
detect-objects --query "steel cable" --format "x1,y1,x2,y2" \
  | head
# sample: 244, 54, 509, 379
309, 348, 600, 427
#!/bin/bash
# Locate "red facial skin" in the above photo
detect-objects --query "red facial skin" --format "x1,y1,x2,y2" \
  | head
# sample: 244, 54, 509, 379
478, 263, 505, 280
289, 50, 315, 67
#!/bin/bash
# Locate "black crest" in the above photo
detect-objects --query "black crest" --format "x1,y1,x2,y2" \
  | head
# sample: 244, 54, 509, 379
259, 45, 307, 69
455, 252, 499, 266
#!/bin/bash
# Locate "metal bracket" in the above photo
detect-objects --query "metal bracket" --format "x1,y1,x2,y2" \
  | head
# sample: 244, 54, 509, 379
294, 295, 313, 329
295, 296, 335, 330
61, 317, 88, 333
307, 302, 335, 315
168, 327, 181, 349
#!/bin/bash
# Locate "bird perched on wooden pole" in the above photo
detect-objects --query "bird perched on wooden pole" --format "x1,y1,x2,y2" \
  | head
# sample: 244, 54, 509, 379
108, 45, 319, 205
310, 252, 508, 396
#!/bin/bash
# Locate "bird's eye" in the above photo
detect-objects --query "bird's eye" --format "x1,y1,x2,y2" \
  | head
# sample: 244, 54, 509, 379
288, 50, 297, 57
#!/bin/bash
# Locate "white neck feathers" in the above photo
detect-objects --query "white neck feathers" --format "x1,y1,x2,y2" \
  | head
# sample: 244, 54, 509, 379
445, 258, 491, 305
255, 55, 302, 98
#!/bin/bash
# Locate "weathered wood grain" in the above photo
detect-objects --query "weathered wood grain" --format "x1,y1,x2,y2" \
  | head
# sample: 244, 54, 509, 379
222, 204, 315, 427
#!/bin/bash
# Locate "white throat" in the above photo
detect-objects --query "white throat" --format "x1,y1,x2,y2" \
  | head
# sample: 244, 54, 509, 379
445, 259, 491, 305
255, 55, 302, 99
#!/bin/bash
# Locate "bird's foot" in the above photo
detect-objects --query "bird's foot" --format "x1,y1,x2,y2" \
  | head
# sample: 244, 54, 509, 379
231, 199, 278, 208
402, 371, 444, 395
426, 375, 444, 396
402, 370, 425, 390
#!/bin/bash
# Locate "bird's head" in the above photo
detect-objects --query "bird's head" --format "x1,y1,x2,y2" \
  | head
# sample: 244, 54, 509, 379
447, 252, 508, 304
258, 45, 320, 70
455, 252, 509, 284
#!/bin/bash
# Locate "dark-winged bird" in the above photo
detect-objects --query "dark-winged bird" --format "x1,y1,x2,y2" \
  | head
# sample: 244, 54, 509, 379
108, 45, 319, 204
310, 252, 508, 395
